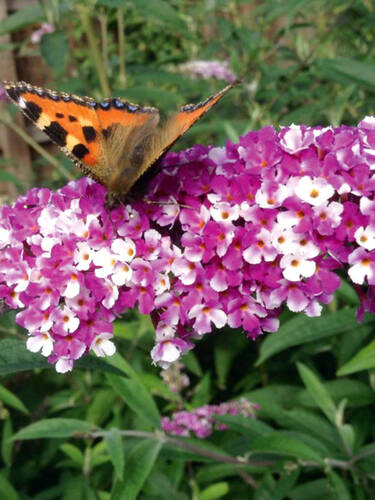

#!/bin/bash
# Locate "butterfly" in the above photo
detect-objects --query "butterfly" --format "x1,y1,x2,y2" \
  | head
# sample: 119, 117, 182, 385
3, 80, 237, 204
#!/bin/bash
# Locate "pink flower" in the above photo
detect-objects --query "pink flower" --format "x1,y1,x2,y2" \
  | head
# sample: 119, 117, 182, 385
188, 304, 227, 334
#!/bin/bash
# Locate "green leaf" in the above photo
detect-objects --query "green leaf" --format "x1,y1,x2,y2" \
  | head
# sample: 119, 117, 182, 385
40, 32, 70, 75
199, 482, 229, 500
215, 414, 273, 438
96, 0, 125, 6
289, 479, 332, 499
297, 379, 375, 408
0, 339, 49, 374
59, 443, 84, 466
0, 470, 18, 500
0, 384, 29, 415
106, 374, 160, 427
191, 373, 211, 407
12, 418, 97, 440
183, 352, 203, 377
256, 309, 370, 364
250, 433, 324, 464
130, 0, 184, 28
337, 339, 375, 376
259, 407, 339, 451
104, 428, 124, 481
112, 439, 161, 500
1, 418, 13, 467
138, 373, 180, 402
318, 58, 375, 89
196, 464, 257, 483
0, 169, 24, 191
297, 363, 336, 423
86, 389, 117, 426
162, 436, 231, 463
327, 471, 351, 500
0, 5, 44, 36
334, 279, 359, 306
0, 338, 125, 376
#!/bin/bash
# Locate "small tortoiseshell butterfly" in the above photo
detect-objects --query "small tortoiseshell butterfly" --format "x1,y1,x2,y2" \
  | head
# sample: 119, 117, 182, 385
3, 80, 237, 203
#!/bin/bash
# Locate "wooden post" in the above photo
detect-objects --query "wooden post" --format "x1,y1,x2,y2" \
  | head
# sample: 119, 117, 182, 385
0, 0, 33, 201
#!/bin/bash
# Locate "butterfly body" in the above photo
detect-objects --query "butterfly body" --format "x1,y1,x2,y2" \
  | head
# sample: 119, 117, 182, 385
3, 80, 237, 202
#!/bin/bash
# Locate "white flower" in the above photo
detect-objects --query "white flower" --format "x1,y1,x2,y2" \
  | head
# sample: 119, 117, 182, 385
55, 357, 74, 374
91, 333, 116, 357
111, 238, 136, 262
295, 176, 334, 206
210, 202, 240, 222
74, 242, 94, 271
26, 332, 54, 357
62, 273, 80, 299
354, 225, 375, 251
280, 254, 316, 282
111, 262, 133, 286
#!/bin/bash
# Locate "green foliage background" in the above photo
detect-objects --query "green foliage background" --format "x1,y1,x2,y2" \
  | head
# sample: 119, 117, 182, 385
0, 0, 375, 498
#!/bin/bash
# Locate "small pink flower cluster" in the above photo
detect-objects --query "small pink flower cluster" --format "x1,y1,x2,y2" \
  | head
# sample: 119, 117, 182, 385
0, 118, 375, 372
178, 60, 237, 83
162, 398, 260, 438
30, 23, 54, 44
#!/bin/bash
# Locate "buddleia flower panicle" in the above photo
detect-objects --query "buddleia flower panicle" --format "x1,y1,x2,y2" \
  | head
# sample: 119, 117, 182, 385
1, 118, 375, 372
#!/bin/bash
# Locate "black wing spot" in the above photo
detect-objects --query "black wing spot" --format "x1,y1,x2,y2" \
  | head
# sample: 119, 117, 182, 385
68, 115, 77, 122
6, 88, 20, 101
56, 112, 64, 118
72, 143, 89, 159
44, 121, 68, 147
82, 126, 96, 143
25, 102, 42, 121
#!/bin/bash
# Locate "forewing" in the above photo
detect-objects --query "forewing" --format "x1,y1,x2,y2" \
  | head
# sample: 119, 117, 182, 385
3, 81, 159, 185
141, 81, 238, 171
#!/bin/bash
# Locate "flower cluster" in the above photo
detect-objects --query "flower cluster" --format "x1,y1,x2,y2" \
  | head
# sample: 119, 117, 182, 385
0, 118, 375, 372
178, 60, 237, 83
162, 398, 259, 438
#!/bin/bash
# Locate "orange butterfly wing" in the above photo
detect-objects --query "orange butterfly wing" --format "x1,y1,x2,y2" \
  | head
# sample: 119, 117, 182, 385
155, 82, 238, 163
2, 81, 159, 184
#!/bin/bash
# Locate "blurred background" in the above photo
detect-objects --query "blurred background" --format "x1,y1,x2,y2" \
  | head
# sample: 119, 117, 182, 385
0, 1, 375, 498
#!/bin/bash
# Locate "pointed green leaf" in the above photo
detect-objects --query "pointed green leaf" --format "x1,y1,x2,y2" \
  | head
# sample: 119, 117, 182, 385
104, 428, 124, 481
60, 444, 84, 466
199, 482, 230, 500
318, 58, 375, 89
215, 414, 273, 438
0, 339, 49, 374
12, 418, 97, 440
327, 471, 351, 500
0, 339, 124, 375
112, 439, 162, 500
106, 374, 160, 427
256, 309, 371, 364
0, 470, 18, 500
2, 418, 13, 467
0, 5, 44, 36
297, 363, 336, 423
250, 433, 324, 464
0, 385, 28, 415
337, 339, 375, 375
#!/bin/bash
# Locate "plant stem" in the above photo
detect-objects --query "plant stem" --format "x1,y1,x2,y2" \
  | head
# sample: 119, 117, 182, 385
0, 117, 74, 181
78, 5, 110, 98
117, 7, 126, 89
99, 12, 108, 79
91, 429, 273, 468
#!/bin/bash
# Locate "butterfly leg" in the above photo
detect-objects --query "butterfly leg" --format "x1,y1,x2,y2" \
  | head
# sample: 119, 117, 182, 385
141, 198, 193, 209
